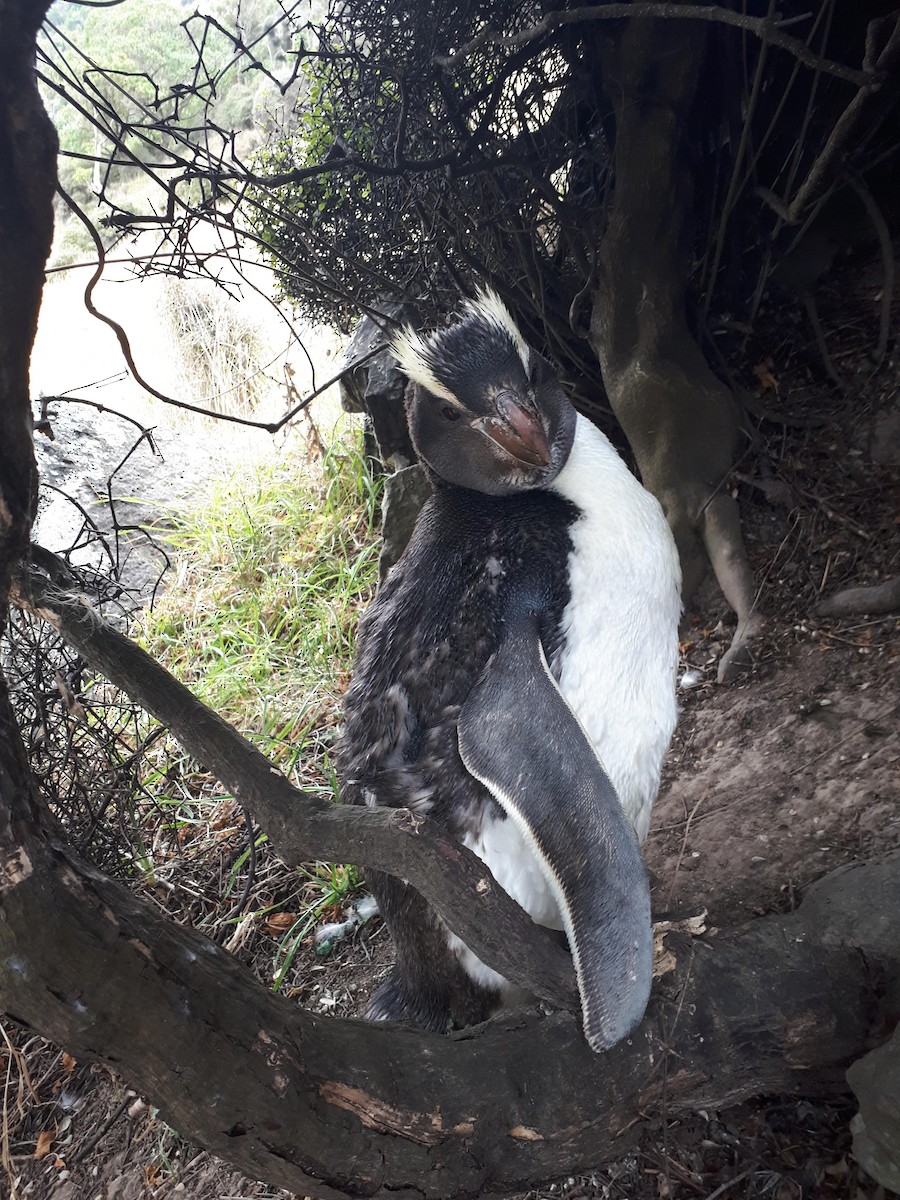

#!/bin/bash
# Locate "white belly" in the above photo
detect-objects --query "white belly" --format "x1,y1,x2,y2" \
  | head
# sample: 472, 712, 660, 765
551, 419, 682, 841
450, 415, 681, 987
447, 814, 564, 995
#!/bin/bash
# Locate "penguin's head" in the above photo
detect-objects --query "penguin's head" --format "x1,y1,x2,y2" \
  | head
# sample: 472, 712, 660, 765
392, 290, 576, 495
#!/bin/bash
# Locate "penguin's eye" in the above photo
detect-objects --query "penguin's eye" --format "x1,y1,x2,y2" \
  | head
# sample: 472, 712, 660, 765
441, 405, 462, 422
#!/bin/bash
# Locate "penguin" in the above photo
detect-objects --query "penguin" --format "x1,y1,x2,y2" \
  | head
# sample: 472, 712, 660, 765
337, 290, 682, 1051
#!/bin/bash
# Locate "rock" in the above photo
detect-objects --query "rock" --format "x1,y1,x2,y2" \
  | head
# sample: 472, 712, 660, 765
378, 464, 432, 580
869, 396, 900, 465
847, 1023, 900, 1191
339, 300, 419, 470
32, 399, 220, 605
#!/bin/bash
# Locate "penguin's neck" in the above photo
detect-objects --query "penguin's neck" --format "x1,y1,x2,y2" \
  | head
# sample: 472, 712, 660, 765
550, 412, 639, 513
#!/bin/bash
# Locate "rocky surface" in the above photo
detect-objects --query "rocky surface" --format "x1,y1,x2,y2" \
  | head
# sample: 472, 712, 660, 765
31, 398, 224, 604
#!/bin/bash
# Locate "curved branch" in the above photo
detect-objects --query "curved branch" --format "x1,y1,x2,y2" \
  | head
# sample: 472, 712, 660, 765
55, 186, 385, 433
14, 560, 578, 1012
437, 5, 874, 87
1, 718, 897, 1200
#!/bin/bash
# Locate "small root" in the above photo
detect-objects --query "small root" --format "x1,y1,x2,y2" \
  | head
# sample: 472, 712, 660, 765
813, 577, 900, 618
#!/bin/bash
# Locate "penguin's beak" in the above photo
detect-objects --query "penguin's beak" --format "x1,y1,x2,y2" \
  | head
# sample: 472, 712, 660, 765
476, 390, 551, 467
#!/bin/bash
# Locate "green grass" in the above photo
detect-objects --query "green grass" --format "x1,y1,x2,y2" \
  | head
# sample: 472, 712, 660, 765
141, 425, 380, 784
133, 423, 381, 983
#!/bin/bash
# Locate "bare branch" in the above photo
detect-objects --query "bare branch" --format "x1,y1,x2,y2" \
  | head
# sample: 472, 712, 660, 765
14, 560, 579, 1012
766, 15, 900, 222
437, 4, 875, 87
55, 185, 386, 432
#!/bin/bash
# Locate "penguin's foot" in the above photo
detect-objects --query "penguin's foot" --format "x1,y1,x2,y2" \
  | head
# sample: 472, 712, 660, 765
365, 966, 503, 1034
365, 971, 453, 1034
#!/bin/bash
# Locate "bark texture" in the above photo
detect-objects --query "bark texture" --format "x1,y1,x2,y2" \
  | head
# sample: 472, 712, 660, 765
2, 766, 897, 1200
590, 16, 762, 682
0, 0, 56, 597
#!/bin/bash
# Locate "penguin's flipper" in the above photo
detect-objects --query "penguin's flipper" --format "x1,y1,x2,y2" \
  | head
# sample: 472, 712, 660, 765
457, 612, 651, 1052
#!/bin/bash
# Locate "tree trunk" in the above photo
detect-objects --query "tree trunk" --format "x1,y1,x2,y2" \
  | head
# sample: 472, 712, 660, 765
589, 16, 763, 682
0, 0, 57, 599
2, 751, 898, 1200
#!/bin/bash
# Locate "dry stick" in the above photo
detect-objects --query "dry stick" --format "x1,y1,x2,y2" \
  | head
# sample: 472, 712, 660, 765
438, 6, 874, 87
37, 394, 159, 451
15, 563, 578, 1012
801, 291, 847, 392
745, 3, 836, 324
703, 1170, 753, 1200
0, 1021, 39, 1198
738, 2, 831, 201
789, 703, 899, 776
846, 174, 895, 372
38, 482, 117, 571
69, 1094, 132, 1164
759, 15, 900, 225
779, 1, 836, 226
665, 795, 706, 910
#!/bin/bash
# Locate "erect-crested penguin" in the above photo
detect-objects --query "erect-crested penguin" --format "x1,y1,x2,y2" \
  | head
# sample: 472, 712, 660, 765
338, 290, 682, 1051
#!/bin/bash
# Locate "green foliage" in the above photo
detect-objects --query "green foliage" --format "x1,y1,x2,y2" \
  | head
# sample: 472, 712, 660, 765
140, 425, 381, 780
133, 423, 380, 985
40, 0, 303, 218
240, 0, 596, 342
270, 861, 359, 989
248, 50, 415, 328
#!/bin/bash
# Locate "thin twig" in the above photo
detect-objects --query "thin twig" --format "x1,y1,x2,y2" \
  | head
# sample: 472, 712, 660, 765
666, 796, 706, 909
846, 173, 895, 372
789, 703, 899, 776
758, 15, 900, 223
38, 394, 158, 450
703, 1170, 753, 1200
70, 1094, 132, 1163
55, 185, 383, 433
703, 0, 776, 313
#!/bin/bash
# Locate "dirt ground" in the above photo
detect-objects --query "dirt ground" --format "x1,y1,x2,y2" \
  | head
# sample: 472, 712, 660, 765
4, 241, 899, 1198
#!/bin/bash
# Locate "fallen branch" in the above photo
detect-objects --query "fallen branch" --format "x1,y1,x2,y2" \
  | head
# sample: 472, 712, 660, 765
13, 557, 577, 1011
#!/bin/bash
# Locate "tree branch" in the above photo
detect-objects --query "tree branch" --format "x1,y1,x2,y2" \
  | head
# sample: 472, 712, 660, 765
2, 707, 897, 1200
14, 559, 578, 1012
757, 15, 900, 223
437, 5, 875, 87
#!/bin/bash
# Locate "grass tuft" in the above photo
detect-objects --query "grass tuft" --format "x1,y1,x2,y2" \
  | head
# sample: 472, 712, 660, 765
133, 422, 381, 989
141, 425, 380, 788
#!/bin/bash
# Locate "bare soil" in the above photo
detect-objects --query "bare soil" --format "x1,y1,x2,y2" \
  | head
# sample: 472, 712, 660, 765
5, 241, 899, 1199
